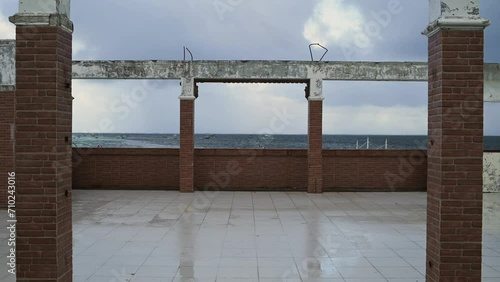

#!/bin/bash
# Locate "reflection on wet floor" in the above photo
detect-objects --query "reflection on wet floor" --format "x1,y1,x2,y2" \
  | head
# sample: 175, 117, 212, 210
0, 191, 499, 282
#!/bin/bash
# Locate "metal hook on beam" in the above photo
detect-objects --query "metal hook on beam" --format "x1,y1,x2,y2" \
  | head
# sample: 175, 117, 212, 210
309, 43, 328, 62
183, 46, 194, 61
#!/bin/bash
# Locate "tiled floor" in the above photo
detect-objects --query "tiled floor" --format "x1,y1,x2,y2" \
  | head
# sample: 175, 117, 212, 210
1, 191, 500, 282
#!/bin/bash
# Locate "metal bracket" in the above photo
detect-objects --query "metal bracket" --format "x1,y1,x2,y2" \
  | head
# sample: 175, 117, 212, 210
309, 43, 328, 62
183, 46, 194, 61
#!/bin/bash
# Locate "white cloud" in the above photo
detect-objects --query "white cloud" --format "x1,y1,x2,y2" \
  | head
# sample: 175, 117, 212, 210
324, 104, 427, 135
197, 83, 308, 134
303, 0, 369, 49
72, 80, 180, 133
0, 11, 15, 39
196, 84, 428, 135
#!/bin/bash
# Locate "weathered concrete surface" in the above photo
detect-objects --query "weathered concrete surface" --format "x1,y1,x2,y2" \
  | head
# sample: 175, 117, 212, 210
0, 85, 15, 91
0, 40, 15, 86
10, 0, 73, 32
19, 0, 70, 17
485, 63, 500, 102
484, 153, 500, 193
430, 0, 480, 22
426, 0, 489, 36
72, 61, 428, 81
71, 61, 500, 101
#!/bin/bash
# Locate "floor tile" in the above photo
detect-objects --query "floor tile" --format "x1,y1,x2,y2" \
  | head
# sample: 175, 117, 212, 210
1, 190, 497, 281
217, 266, 259, 278
337, 266, 383, 279
377, 266, 422, 278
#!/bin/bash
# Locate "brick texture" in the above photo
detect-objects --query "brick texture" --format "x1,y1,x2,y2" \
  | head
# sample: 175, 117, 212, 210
308, 100, 323, 193
72, 148, 427, 191
194, 149, 307, 190
180, 100, 195, 192
323, 150, 427, 191
426, 30, 484, 282
0, 90, 15, 209
72, 148, 179, 189
15, 25, 73, 281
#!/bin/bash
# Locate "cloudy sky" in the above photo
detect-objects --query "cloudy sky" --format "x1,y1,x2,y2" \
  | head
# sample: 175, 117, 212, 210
1, 0, 499, 135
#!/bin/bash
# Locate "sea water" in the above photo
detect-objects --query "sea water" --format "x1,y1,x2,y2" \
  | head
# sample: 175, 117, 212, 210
72, 133, 500, 150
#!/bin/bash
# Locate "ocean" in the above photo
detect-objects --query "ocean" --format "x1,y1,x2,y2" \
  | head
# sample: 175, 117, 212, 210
72, 133, 500, 151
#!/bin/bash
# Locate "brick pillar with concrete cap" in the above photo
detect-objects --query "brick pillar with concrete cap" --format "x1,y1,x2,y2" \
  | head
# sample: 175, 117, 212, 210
307, 78, 323, 193
0, 41, 16, 209
423, 0, 489, 281
9, 0, 74, 280
180, 78, 196, 192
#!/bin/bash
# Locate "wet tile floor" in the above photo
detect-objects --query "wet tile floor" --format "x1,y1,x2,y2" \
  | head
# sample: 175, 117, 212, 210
1, 191, 499, 282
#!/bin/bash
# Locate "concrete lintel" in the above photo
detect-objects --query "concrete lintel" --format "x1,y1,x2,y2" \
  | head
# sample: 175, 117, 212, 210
425, 0, 489, 36
0, 40, 16, 86
72, 60, 500, 102
72, 61, 428, 82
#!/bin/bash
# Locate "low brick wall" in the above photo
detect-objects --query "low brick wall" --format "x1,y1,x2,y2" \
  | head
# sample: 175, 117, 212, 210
323, 150, 427, 191
72, 148, 427, 191
195, 149, 308, 191
72, 148, 180, 189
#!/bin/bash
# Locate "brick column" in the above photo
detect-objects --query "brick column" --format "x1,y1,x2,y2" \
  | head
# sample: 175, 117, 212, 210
10, 0, 74, 280
0, 86, 15, 209
0, 40, 16, 209
180, 78, 196, 192
424, 1, 489, 281
307, 79, 323, 193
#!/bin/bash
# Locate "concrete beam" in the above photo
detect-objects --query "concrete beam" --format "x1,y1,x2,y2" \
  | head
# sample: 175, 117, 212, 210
72, 60, 428, 81
3, 53, 499, 100
484, 153, 500, 192
485, 64, 500, 102
0, 40, 15, 87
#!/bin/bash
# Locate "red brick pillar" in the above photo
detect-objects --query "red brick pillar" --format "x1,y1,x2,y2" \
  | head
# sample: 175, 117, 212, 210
0, 41, 16, 209
0, 86, 15, 209
180, 78, 196, 192
307, 79, 323, 193
10, 1, 74, 280
424, 1, 489, 281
